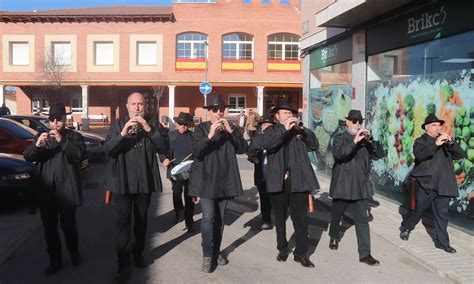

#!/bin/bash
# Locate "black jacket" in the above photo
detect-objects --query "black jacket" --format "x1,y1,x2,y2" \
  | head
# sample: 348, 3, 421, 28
158, 129, 193, 180
103, 116, 168, 194
247, 131, 266, 186
329, 131, 384, 200
411, 133, 464, 196
188, 121, 248, 198
262, 123, 319, 193
23, 128, 87, 207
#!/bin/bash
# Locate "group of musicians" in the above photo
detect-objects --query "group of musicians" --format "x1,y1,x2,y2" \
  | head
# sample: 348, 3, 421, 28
24, 92, 464, 281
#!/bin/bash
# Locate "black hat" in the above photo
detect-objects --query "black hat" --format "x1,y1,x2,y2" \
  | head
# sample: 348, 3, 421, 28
48, 103, 71, 117
203, 94, 230, 109
346, 109, 364, 121
272, 102, 297, 114
422, 114, 445, 130
173, 112, 193, 125
258, 114, 275, 125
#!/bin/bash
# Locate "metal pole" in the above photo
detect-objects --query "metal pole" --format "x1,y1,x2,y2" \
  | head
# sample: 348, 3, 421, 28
204, 40, 209, 122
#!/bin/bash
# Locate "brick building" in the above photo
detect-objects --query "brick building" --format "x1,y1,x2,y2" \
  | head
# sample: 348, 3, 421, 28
0, 0, 302, 128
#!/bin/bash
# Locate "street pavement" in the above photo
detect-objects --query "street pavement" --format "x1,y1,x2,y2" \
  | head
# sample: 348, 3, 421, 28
0, 155, 472, 283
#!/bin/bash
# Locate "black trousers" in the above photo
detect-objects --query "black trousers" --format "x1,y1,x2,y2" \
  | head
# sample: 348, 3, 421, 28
39, 200, 79, 263
256, 182, 272, 224
270, 179, 308, 257
401, 188, 450, 247
114, 193, 151, 268
329, 199, 371, 258
171, 180, 195, 228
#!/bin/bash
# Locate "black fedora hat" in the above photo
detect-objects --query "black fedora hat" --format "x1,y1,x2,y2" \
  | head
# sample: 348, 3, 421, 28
258, 114, 275, 125
173, 112, 193, 125
422, 114, 445, 129
346, 109, 364, 121
203, 94, 230, 109
272, 102, 297, 114
48, 103, 71, 117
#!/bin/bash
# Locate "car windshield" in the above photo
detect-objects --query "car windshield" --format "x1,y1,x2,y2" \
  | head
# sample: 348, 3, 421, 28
0, 119, 37, 139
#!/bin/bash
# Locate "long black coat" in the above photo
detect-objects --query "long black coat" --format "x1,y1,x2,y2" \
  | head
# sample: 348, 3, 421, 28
262, 123, 319, 193
329, 131, 384, 200
103, 116, 168, 194
158, 129, 193, 180
412, 133, 464, 197
23, 128, 87, 207
247, 131, 265, 186
188, 121, 248, 198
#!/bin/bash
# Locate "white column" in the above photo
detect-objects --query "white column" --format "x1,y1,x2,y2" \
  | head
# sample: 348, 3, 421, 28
0, 85, 4, 105
168, 85, 176, 129
81, 85, 89, 130
352, 31, 367, 117
256, 86, 265, 115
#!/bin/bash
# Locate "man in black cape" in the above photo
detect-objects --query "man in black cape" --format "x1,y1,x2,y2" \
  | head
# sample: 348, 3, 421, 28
188, 94, 248, 273
262, 102, 319, 268
23, 103, 87, 275
103, 92, 168, 281
328, 109, 384, 266
399, 114, 464, 253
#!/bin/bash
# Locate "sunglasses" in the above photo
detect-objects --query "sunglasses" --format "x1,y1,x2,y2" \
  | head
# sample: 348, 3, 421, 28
48, 115, 64, 122
350, 119, 363, 124
210, 107, 225, 113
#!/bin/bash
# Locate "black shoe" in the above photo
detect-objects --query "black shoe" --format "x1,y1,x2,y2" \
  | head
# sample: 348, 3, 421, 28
359, 255, 380, 266
186, 225, 196, 233
133, 255, 151, 268
276, 248, 291, 262
44, 262, 62, 276
434, 243, 456, 253
70, 251, 82, 266
201, 257, 212, 273
294, 256, 315, 268
114, 267, 131, 282
261, 223, 273, 230
217, 254, 229, 266
329, 239, 339, 250
400, 229, 410, 241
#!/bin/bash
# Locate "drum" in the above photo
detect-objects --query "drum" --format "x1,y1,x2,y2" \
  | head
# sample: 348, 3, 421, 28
170, 160, 194, 181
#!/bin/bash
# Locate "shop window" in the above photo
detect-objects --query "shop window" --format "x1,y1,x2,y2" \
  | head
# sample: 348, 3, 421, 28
268, 33, 299, 61
71, 93, 82, 113
52, 42, 72, 65
222, 33, 253, 60
176, 33, 208, 59
10, 42, 29, 65
137, 41, 157, 65
228, 95, 246, 114
94, 42, 114, 65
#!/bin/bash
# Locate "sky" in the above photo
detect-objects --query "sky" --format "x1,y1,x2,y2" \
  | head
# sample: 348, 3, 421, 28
0, 0, 181, 11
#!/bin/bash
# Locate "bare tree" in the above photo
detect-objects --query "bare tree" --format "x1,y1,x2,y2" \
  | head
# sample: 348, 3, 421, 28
150, 74, 166, 120
42, 49, 70, 96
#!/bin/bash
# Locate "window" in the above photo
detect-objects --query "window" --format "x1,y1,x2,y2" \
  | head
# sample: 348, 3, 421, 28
222, 33, 253, 60
32, 95, 49, 114
94, 42, 114, 65
137, 41, 157, 65
228, 95, 246, 114
10, 42, 29, 65
176, 33, 208, 59
268, 33, 300, 60
243, 0, 252, 3
52, 42, 71, 65
280, 0, 289, 4
71, 93, 82, 113
262, 0, 271, 4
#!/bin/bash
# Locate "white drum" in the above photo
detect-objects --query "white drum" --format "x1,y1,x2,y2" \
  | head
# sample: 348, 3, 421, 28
170, 160, 194, 181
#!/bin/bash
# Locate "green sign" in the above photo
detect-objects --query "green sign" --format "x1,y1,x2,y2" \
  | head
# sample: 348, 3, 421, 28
367, 0, 474, 55
309, 37, 352, 70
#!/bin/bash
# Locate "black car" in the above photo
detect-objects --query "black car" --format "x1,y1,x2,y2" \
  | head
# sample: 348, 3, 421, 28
5, 115, 105, 160
0, 153, 33, 202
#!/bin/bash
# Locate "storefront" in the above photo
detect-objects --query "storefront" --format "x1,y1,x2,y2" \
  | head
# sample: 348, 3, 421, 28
308, 37, 352, 177
365, 0, 474, 233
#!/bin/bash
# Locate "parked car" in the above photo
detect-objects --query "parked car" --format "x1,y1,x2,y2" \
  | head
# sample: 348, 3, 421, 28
5, 115, 105, 160
0, 153, 33, 202
0, 118, 37, 155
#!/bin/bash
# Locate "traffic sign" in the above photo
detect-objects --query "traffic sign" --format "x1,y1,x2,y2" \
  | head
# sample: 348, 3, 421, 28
199, 81, 212, 95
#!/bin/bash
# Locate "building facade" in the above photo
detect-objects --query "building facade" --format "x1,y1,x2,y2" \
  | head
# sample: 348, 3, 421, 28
302, 0, 474, 234
0, 0, 302, 127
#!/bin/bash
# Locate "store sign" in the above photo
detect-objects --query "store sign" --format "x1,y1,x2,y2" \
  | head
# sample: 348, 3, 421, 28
310, 37, 352, 70
367, 0, 474, 55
